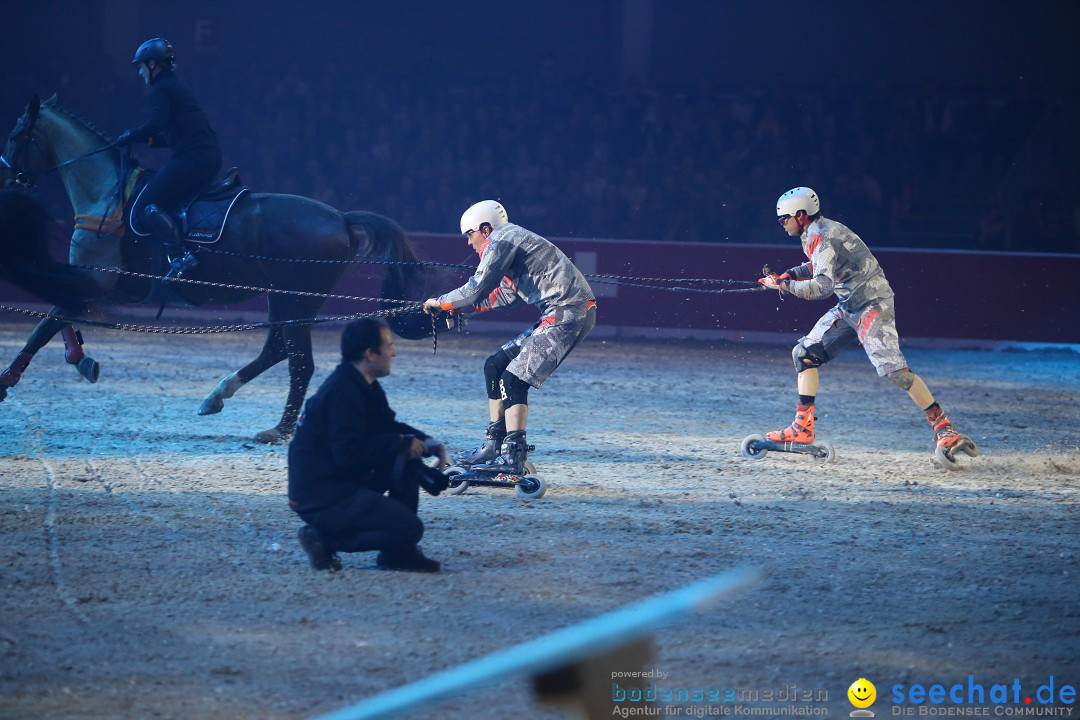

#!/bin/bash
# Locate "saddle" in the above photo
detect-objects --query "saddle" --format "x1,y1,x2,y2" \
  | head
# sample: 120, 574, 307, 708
129, 167, 249, 243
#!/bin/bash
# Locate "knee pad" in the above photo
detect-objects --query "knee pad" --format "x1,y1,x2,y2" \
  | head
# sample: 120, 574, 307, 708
499, 370, 530, 408
886, 367, 916, 391
484, 350, 513, 400
792, 342, 828, 373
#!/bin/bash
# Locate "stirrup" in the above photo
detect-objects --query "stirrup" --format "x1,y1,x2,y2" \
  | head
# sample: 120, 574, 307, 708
165, 249, 199, 278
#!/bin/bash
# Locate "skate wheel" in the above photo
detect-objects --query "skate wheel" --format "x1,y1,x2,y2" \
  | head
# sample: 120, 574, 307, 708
817, 442, 836, 463
515, 474, 546, 501
933, 445, 962, 471
741, 434, 768, 460
523, 460, 537, 475
444, 466, 470, 495
962, 439, 979, 458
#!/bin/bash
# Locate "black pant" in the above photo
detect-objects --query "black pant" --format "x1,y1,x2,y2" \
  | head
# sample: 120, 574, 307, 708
298, 476, 423, 554
135, 146, 222, 218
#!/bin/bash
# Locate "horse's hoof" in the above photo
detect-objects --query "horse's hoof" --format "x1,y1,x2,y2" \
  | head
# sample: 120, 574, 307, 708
253, 428, 291, 445
76, 357, 99, 383
198, 396, 224, 416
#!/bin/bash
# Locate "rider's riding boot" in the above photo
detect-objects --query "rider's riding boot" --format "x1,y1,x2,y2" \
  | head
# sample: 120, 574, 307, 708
455, 419, 506, 466
474, 430, 528, 475
144, 204, 198, 276
766, 402, 816, 443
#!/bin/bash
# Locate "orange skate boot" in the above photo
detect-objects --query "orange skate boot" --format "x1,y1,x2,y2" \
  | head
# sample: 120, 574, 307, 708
932, 416, 978, 470
742, 403, 833, 461
766, 403, 816, 443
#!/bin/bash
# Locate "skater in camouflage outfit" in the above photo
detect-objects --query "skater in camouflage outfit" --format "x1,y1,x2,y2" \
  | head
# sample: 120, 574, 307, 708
423, 200, 596, 474
757, 187, 977, 468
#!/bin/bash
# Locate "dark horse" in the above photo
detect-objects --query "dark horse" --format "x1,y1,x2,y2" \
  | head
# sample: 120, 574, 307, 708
0, 95, 429, 444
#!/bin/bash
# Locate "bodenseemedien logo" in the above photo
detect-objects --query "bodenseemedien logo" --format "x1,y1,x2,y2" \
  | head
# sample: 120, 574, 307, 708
849, 678, 877, 717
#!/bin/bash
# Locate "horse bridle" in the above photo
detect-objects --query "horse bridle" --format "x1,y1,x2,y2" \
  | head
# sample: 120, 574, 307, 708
1, 110, 119, 188
0, 114, 45, 187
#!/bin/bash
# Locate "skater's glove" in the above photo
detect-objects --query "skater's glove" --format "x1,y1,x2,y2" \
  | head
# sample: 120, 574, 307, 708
422, 298, 442, 315
758, 273, 782, 290
758, 272, 792, 291
115, 129, 137, 147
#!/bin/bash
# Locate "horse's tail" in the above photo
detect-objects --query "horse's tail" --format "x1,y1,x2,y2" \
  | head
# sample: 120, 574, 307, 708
0, 190, 97, 313
343, 211, 429, 339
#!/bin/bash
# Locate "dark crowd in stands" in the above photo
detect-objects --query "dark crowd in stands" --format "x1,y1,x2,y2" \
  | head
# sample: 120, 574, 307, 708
7, 55, 1079, 254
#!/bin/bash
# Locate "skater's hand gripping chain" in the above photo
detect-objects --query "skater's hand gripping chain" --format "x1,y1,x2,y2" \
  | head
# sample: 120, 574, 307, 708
758, 274, 790, 290
758, 265, 791, 291
422, 298, 442, 315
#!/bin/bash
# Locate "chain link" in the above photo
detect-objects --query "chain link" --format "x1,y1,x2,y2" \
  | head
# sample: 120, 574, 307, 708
0, 251, 762, 335
198, 247, 763, 293
0, 303, 417, 335
73, 264, 421, 306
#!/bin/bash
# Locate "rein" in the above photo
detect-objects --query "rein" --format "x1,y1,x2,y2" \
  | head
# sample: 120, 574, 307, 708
2, 97, 119, 187
2, 136, 119, 187
50, 140, 119, 171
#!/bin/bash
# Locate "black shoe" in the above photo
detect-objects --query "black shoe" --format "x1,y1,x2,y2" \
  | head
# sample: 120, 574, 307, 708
376, 545, 441, 573
298, 525, 342, 572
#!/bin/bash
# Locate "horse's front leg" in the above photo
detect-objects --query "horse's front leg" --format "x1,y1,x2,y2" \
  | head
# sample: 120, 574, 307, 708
59, 325, 99, 383
0, 312, 81, 401
253, 325, 314, 445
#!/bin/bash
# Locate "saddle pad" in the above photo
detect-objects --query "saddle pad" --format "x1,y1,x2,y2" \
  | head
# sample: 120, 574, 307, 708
182, 188, 248, 243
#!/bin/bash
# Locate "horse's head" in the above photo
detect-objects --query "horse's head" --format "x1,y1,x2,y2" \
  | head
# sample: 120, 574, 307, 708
1, 95, 50, 188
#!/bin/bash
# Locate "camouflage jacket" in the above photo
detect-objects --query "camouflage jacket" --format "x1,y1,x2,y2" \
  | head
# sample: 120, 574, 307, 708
784, 216, 894, 311
436, 223, 595, 315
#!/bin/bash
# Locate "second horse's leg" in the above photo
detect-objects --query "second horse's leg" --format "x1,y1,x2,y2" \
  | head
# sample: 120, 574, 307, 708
251, 324, 314, 445
60, 325, 99, 383
0, 313, 72, 401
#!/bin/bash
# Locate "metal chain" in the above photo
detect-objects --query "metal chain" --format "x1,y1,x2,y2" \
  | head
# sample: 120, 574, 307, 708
198, 248, 762, 293
0, 251, 761, 336
72, 264, 420, 306
201, 247, 471, 271
0, 302, 417, 335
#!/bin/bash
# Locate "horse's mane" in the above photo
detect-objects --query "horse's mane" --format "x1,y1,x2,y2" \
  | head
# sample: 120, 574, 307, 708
45, 100, 115, 144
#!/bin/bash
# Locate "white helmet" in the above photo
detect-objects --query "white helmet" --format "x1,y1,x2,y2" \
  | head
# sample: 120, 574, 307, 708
776, 187, 820, 217
460, 200, 509, 235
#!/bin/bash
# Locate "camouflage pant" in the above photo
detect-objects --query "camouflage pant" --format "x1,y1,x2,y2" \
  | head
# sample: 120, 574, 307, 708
800, 299, 907, 377
503, 303, 597, 389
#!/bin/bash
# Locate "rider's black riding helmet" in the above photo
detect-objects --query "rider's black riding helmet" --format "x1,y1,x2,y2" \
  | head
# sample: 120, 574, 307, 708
131, 38, 175, 68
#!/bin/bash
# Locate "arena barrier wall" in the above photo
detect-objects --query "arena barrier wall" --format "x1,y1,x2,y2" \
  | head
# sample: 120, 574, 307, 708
1, 234, 1076, 346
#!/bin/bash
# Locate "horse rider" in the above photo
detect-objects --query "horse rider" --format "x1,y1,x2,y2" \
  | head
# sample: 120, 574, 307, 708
117, 38, 222, 275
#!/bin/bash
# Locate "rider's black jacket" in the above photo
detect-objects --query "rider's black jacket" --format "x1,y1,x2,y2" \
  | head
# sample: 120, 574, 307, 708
126, 69, 219, 157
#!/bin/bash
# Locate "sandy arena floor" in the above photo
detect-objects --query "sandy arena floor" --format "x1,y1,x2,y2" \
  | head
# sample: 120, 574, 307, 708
0, 320, 1077, 719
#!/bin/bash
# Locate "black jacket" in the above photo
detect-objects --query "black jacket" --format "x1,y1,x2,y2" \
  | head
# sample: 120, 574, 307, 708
287, 363, 428, 514
126, 70, 220, 157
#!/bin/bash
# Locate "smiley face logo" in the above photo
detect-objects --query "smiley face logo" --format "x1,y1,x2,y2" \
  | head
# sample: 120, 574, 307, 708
848, 678, 876, 709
